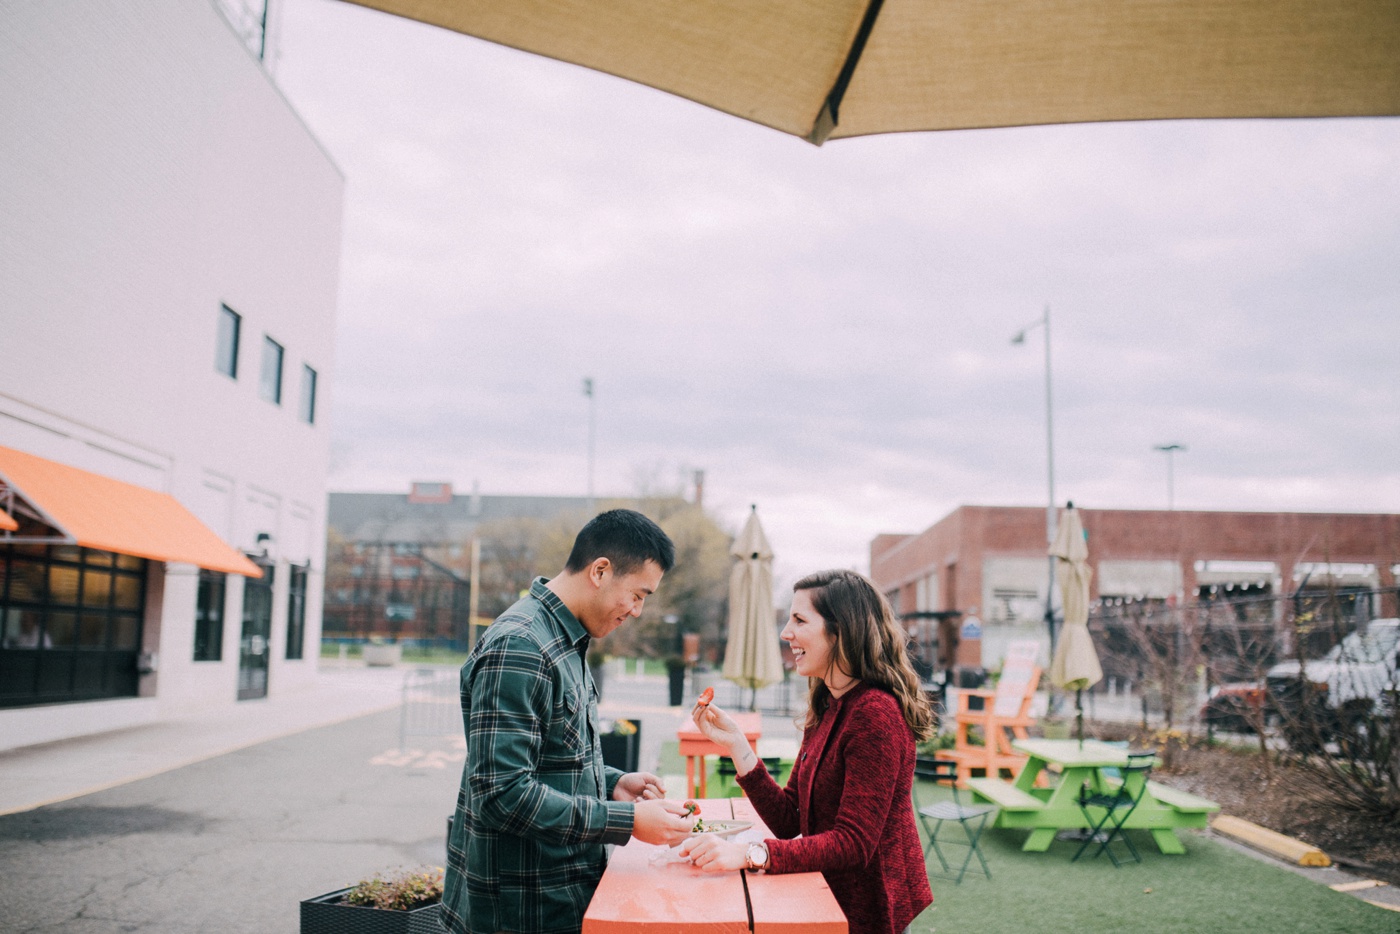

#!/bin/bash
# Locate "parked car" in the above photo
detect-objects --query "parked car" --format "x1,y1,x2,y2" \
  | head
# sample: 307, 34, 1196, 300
1200, 681, 1268, 733
1266, 618, 1400, 750
1200, 619, 1400, 740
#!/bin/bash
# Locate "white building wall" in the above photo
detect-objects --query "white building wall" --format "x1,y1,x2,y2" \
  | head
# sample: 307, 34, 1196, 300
0, 0, 343, 746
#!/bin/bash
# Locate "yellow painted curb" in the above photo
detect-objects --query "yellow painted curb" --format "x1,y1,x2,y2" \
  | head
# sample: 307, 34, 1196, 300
1210, 815, 1331, 867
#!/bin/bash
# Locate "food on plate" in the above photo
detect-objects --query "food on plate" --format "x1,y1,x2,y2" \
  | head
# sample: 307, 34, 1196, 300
687, 819, 752, 837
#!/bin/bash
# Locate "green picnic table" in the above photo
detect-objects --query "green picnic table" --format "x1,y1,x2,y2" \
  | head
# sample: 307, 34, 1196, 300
966, 738, 1219, 854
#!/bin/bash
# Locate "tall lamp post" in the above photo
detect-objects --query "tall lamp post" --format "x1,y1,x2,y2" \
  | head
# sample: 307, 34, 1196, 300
1011, 305, 1058, 657
583, 377, 596, 515
1154, 443, 1187, 510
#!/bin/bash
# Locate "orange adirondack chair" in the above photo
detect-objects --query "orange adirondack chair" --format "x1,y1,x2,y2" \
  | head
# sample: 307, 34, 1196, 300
943, 641, 1042, 787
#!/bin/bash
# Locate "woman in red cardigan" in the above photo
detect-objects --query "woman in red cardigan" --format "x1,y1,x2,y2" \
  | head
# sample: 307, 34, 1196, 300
681, 568, 935, 934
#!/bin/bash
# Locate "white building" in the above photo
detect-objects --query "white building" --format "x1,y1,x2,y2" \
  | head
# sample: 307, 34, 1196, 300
0, 1, 343, 750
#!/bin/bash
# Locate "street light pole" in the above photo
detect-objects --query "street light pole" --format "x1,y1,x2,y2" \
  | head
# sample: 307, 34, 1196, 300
1012, 305, 1058, 657
583, 377, 596, 515
1154, 443, 1187, 510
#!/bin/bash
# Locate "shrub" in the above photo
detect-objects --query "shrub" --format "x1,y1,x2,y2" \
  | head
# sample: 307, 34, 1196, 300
343, 867, 444, 911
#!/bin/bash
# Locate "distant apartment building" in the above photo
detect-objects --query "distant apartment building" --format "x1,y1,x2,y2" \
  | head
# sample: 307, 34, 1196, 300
326, 483, 714, 651
0, 1, 343, 750
871, 506, 1400, 671
326, 484, 603, 646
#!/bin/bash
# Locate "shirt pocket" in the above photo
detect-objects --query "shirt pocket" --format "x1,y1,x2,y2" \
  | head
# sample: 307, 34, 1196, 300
539, 684, 588, 773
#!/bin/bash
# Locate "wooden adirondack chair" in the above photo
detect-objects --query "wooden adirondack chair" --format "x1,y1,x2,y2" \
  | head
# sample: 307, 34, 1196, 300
943, 641, 1042, 788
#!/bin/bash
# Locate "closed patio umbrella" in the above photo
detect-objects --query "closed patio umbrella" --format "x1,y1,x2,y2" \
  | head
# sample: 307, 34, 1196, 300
338, 1, 1400, 144
723, 506, 783, 709
1048, 503, 1102, 745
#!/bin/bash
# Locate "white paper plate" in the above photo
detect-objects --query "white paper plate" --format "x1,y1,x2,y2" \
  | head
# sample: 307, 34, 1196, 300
688, 819, 753, 839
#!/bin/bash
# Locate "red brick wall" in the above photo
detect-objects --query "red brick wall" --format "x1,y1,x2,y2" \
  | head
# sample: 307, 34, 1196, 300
872, 506, 1400, 662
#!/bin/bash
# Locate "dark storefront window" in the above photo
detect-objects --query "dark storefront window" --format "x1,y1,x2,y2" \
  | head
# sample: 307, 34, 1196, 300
194, 570, 226, 661
0, 544, 146, 708
286, 564, 307, 660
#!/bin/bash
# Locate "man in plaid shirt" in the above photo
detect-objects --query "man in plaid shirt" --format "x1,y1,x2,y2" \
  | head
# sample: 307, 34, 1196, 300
441, 510, 694, 933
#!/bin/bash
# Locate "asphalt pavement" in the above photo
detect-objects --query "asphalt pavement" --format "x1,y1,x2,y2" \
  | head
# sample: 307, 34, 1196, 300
0, 662, 800, 933
5, 663, 1392, 932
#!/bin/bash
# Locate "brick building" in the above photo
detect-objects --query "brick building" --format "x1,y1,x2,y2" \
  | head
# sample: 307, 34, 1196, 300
871, 506, 1400, 671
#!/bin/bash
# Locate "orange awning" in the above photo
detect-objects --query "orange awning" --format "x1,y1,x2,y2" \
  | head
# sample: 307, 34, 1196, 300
0, 445, 262, 577
0, 507, 17, 532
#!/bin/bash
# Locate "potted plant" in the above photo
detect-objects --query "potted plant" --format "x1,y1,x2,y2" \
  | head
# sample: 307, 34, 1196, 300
664, 655, 688, 706
600, 717, 641, 772
301, 867, 443, 934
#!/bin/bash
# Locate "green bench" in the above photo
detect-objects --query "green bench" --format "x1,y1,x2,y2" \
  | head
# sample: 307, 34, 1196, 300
1146, 781, 1220, 816
965, 777, 1045, 811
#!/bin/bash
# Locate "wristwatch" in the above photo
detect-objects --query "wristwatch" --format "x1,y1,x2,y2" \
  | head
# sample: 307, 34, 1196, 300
744, 842, 769, 873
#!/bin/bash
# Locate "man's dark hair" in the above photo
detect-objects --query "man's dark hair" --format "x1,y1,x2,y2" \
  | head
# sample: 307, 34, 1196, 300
565, 509, 675, 576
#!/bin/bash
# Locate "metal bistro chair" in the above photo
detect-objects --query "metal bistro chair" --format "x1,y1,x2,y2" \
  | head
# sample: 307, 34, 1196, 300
913, 757, 996, 883
1072, 752, 1156, 867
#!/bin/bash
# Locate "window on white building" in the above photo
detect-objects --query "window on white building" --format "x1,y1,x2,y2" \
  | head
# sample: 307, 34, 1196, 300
299, 364, 317, 424
216, 305, 240, 378
286, 564, 307, 660
260, 336, 283, 404
194, 570, 225, 661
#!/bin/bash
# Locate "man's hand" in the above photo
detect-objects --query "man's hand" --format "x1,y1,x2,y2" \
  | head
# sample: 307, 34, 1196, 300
612, 771, 666, 802
630, 800, 694, 846
679, 835, 747, 872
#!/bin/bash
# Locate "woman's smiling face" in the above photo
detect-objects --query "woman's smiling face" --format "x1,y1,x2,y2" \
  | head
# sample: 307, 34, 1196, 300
781, 588, 838, 680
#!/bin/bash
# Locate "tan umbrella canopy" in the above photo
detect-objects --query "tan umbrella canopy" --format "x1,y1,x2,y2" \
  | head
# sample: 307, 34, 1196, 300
339, 1, 1400, 144
1048, 503, 1102, 743
723, 506, 784, 705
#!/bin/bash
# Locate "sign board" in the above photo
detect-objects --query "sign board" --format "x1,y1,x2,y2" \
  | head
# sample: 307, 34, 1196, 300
960, 617, 982, 640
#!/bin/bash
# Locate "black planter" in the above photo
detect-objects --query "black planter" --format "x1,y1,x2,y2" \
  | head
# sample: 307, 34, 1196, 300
300, 888, 442, 934
667, 666, 686, 706
600, 722, 641, 773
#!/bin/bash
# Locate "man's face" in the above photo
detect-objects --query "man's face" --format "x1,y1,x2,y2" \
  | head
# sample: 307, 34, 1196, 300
580, 558, 664, 639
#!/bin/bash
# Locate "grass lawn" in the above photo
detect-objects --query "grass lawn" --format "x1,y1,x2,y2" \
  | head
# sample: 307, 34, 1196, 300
912, 786, 1395, 934
654, 743, 1398, 934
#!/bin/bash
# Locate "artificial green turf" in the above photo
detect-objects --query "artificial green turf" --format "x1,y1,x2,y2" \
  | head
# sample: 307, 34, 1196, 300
913, 779, 1395, 934
652, 745, 1398, 934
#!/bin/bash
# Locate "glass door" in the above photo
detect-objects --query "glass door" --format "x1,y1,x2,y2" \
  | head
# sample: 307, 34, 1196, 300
238, 559, 274, 700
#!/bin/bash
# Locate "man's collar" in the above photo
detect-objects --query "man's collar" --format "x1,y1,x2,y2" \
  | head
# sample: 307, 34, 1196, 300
531, 576, 589, 646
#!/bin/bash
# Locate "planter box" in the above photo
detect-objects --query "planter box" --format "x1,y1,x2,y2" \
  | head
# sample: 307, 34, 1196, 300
300, 888, 441, 934
363, 644, 402, 667
600, 722, 640, 773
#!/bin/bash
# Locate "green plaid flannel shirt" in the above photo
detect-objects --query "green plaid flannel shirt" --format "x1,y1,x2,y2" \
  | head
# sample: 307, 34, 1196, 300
441, 578, 633, 934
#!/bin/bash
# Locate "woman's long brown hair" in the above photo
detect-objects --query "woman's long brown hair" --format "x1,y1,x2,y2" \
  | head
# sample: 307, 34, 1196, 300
793, 569, 935, 742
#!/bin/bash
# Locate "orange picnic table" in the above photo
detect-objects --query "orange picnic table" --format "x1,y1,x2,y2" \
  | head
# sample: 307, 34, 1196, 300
676, 712, 762, 800
582, 797, 846, 933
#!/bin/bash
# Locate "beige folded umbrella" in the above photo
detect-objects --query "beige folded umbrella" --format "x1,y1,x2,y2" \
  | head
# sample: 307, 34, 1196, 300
339, 1, 1400, 143
723, 506, 784, 707
1048, 504, 1102, 744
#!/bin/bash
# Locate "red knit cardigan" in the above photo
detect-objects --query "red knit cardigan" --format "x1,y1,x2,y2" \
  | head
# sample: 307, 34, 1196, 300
737, 682, 932, 934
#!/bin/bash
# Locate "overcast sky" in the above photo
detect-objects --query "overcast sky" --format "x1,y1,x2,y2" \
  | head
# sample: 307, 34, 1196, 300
270, 0, 1400, 590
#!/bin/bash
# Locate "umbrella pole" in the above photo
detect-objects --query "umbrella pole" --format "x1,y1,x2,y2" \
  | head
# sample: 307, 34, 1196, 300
1075, 687, 1085, 747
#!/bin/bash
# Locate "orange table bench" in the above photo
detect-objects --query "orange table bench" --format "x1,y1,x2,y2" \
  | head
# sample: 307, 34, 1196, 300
583, 798, 846, 933
677, 713, 762, 800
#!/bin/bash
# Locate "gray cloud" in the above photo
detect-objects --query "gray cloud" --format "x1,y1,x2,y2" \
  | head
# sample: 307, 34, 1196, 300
279, 0, 1400, 584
